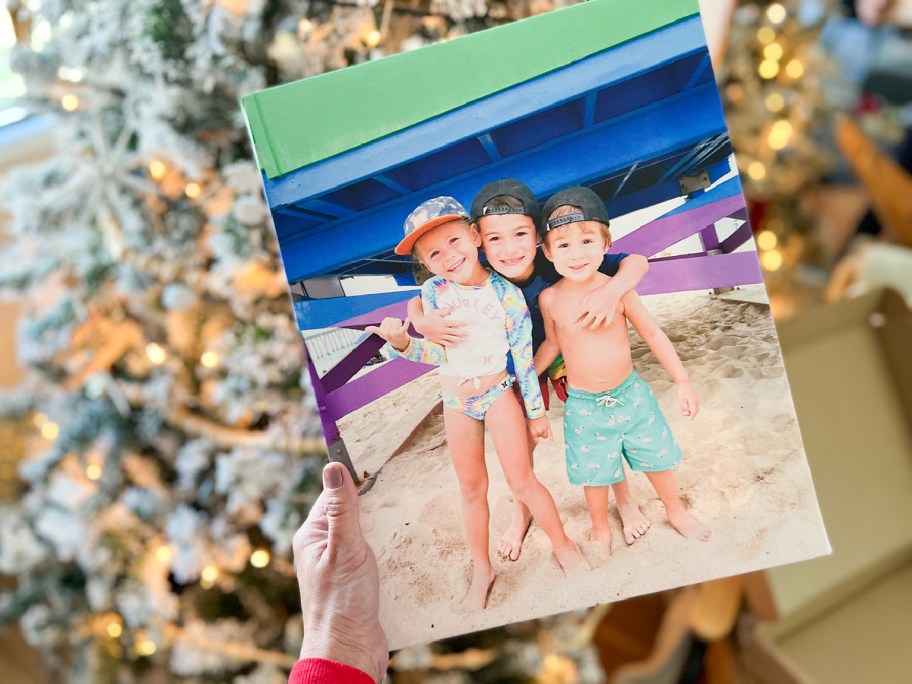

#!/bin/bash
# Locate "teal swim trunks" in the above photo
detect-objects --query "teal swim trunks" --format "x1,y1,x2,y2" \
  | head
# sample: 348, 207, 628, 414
563, 370, 682, 486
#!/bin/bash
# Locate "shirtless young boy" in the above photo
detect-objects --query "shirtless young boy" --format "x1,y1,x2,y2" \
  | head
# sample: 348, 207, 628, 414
367, 197, 589, 609
410, 179, 651, 558
537, 187, 711, 550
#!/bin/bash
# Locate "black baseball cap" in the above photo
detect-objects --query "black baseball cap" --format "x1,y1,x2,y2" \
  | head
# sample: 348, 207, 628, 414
540, 186, 611, 236
470, 178, 541, 225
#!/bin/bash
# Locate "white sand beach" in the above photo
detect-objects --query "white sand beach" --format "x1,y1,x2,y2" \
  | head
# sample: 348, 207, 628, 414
337, 285, 830, 650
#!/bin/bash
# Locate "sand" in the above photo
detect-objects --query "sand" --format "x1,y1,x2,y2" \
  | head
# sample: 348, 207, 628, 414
337, 285, 830, 650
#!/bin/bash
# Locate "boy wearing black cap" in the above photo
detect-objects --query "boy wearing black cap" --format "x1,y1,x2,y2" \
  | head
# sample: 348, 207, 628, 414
408, 179, 652, 559
538, 187, 710, 549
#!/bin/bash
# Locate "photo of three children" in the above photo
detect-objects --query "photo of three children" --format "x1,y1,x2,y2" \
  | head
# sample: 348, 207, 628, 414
243, 0, 829, 650
365, 181, 710, 612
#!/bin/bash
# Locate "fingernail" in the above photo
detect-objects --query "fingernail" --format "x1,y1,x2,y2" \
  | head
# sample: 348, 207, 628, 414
324, 464, 343, 489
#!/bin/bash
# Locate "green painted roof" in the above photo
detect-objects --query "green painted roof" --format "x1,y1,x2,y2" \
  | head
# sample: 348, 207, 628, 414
242, 0, 699, 179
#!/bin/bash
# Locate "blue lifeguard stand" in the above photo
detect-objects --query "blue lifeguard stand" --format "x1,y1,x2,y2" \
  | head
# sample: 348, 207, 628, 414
242, 0, 761, 476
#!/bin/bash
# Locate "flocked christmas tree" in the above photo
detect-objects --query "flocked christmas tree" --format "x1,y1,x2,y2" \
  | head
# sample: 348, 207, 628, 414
0, 1, 610, 681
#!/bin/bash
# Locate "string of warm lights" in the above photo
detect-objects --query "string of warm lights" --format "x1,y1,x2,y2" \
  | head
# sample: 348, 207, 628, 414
720, 0, 832, 281
79, 610, 299, 666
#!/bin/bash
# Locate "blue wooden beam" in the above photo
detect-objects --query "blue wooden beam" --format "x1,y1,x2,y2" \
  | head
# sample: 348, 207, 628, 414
313, 155, 734, 280
607, 157, 731, 217
683, 52, 712, 91
582, 91, 597, 127
279, 82, 726, 281
273, 206, 324, 222
478, 133, 502, 161
263, 16, 707, 208
303, 198, 357, 219
374, 173, 411, 196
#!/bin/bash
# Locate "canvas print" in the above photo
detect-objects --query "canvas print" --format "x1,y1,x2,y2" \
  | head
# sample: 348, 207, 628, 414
242, 0, 830, 650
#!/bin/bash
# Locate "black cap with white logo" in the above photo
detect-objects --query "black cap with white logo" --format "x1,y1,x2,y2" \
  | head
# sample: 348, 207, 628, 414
470, 178, 541, 226
540, 186, 610, 236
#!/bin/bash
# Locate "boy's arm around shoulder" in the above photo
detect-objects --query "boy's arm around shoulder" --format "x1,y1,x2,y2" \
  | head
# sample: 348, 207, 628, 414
612, 253, 649, 287
407, 294, 467, 347
578, 253, 649, 328
622, 291, 699, 419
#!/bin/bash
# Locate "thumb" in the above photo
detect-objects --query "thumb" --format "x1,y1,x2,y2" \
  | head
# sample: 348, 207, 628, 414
322, 463, 363, 557
365, 325, 379, 337
401, 317, 411, 334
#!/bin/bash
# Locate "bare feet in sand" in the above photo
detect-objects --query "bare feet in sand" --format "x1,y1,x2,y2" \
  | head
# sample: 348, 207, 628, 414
618, 501, 651, 545
589, 528, 613, 555
554, 541, 591, 576
463, 564, 496, 610
668, 510, 711, 541
498, 507, 533, 561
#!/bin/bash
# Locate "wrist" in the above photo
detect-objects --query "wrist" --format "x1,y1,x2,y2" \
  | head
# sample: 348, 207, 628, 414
391, 337, 412, 353
594, 277, 621, 298
300, 625, 378, 681
601, 277, 621, 292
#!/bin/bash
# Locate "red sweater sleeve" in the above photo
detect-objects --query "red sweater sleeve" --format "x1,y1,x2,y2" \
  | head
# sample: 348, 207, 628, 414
288, 658, 374, 684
